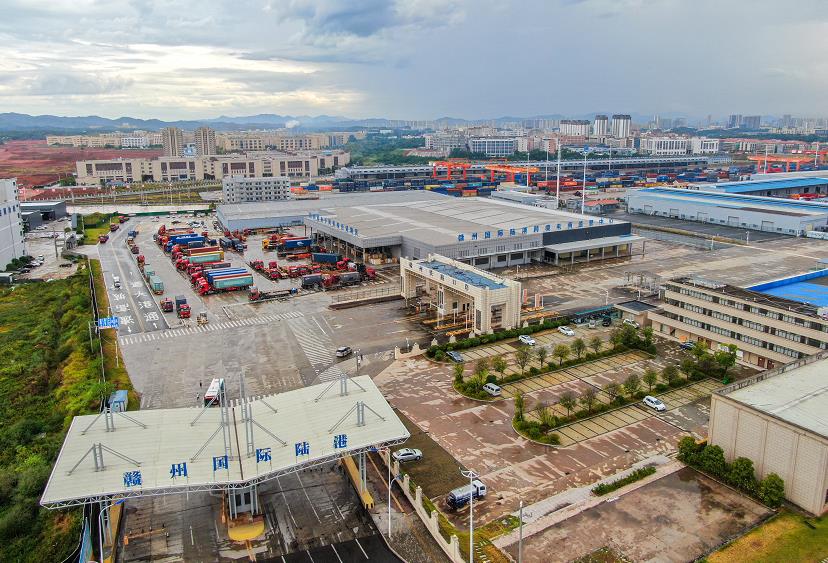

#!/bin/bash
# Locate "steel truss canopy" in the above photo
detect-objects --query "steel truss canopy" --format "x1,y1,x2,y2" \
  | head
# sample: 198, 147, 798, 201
41, 376, 409, 509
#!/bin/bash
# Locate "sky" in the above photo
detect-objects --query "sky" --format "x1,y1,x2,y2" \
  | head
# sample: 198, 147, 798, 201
1, 0, 828, 121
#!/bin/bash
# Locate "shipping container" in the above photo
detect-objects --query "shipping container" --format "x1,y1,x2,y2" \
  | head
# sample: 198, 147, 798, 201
312, 252, 341, 263
189, 252, 224, 264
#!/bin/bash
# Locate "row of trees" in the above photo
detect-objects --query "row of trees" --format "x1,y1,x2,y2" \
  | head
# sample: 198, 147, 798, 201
677, 438, 785, 508
682, 342, 738, 383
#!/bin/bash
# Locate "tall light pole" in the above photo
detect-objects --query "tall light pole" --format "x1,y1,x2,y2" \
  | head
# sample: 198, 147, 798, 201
555, 143, 562, 207
460, 468, 478, 563
518, 499, 524, 563
582, 146, 588, 213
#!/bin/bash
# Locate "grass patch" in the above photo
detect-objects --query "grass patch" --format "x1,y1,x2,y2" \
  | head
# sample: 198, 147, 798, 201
573, 546, 633, 563
0, 263, 123, 561
592, 466, 657, 496
707, 510, 827, 563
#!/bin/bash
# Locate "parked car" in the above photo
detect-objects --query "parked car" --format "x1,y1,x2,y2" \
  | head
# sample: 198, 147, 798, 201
588, 319, 597, 329
558, 326, 576, 337
112, 276, 121, 289
482, 382, 502, 397
392, 448, 423, 462
447, 351, 464, 363
335, 346, 353, 358
36, 255, 44, 261
643, 395, 667, 412
518, 334, 536, 346
601, 317, 612, 327
680, 341, 695, 350
623, 319, 640, 329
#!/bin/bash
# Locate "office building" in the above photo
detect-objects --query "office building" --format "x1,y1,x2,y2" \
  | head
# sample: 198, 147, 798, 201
194, 127, 217, 156
648, 273, 828, 369
709, 354, 828, 515
593, 115, 609, 136
161, 127, 184, 157
611, 114, 631, 138
728, 114, 743, 129
222, 176, 291, 204
639, 137, 689, 156
559, 120, 591, 137
0, 178, 24, 268
690, 137, 720, 154
742, 115, 761, 130
468, 137, 518, 157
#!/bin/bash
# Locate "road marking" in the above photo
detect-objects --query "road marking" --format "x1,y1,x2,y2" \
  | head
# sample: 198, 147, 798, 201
354, 537, 369, 560
295, 472, 322, 523
330, 544, 343, 563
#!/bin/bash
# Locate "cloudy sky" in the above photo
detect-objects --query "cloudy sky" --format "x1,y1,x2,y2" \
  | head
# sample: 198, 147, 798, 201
1, 0, 827, 121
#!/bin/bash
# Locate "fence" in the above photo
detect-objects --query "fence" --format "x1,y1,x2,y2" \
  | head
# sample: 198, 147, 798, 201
330, 283, 401, 304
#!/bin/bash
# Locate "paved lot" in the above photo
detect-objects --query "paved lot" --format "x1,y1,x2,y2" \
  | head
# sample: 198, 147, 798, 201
609, 210, 789, 243
502, 467, 772, 563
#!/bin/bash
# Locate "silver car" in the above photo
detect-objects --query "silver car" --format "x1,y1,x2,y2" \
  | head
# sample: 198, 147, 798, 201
393, 448, 423, 462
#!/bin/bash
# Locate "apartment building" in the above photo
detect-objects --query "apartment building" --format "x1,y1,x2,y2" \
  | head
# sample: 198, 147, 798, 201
649, 276, 828, 369
161, 127, 184, 157
222, 176, 291, 203
593, 115, 609, 136
0, 178, 25, 268
559, 120, 591, 136
468, 137, 517, 157
194, 127, 217, 156
611, 114, 632, 138
75, 150, 351, 184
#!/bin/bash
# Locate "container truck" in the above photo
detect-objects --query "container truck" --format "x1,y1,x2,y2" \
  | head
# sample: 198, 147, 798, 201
446, 480, 487, 510
149, 275, 164, 295
248, 286, 298, 301
196, 273, 254, 295
219, 237, 234, 249
312, 252, 341, 264
301, 274, 324, 289
160, 298, 174, 312
187, 251, 224, 264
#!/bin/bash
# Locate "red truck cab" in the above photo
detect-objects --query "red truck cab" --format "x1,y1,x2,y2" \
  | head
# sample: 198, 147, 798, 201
178, 304, 191, 319
160, 298, 174, 312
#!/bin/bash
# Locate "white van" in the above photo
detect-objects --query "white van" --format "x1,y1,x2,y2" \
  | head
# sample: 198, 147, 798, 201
112, 276, 121, 289
482, 382, 502, 397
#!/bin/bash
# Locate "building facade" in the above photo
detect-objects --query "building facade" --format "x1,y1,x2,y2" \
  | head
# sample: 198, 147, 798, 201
161, 127, 184, 157
467, 137, 517, 157
593, 115, 609, 136
222, 176, 291, 204
690, 137, 720, 154
709, 354, 828, 515
559, 120, 591, 137
194, 127, 217, 156
639, 137, 689, 156
0, 179, 25, 268
75, 151, 350, 184
611, 114, 632, 138
648, 276, 828, 369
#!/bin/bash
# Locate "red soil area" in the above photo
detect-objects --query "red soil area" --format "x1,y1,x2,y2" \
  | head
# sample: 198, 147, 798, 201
0, 140, 162, 188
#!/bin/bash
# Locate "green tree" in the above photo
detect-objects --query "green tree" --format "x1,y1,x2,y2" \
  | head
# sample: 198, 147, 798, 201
558, 390, 577, 417
623, 373, 641, 397
571, 338, 586, 360
589, 336, 603, 356
661, 364, 681, 386
580, 387, 598, 414
475, 357, 490, 378
513, 391, 525, 422
713, 344, 738, 381
728, 457, 758, 492
535, 346, 548, 368
642, 368, 659, 392
515, 346, 532, 375
758, 473, 785, 508
536, 402, 556, 428
491, 356, 508, 380
642, 326, 654, 347
453, 362, 465, 384
699, 444, 727, 477
553, 343, 570, 366
603, 381, 621, 403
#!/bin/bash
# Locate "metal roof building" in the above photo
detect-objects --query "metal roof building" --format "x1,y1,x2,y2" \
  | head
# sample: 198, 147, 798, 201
627, 187, 828, 235
696, 177, 828, 196
709, 354, 828, 515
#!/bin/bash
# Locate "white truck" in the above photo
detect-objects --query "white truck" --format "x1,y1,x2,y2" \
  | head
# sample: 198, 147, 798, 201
446, 479, 487, 510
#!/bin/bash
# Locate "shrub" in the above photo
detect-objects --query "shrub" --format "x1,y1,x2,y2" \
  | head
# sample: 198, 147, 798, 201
677, 436, 703, 464
698, 444, 727, 477
434, 350, 446, 361
758, 473, 785, 508
592, 466, 656, 496
728, 457, 758, 493
528, 366, 540, 376
485, 373, 497, 384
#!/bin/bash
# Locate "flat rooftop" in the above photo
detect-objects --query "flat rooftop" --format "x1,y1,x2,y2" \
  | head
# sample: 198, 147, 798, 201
748, 269, 828, 308
672, 276, 822, 317
41, 376, 408, 508
713, 177, 828, 194
419, 260, 506, 290
310, 196, 621, 247
721, 357, 828, 437
636, 188, 828, 217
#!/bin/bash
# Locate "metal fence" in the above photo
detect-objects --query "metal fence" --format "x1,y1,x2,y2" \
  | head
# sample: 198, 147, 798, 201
330, 283, 401, 303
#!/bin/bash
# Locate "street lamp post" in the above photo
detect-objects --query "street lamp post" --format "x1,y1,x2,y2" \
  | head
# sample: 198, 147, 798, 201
460, 468, 478, 563
518, 499, 524, 563
386, 448, 403, 537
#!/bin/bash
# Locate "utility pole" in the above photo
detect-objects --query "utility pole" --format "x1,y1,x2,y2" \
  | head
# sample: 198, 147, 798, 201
556, 143, 561, 208
582, 147, 588, 213
518, 500, 524, 563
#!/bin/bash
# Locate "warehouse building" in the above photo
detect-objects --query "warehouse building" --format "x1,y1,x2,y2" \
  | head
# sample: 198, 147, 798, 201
20, 200, 67, 221
627, 187, 828, 235
401, 254, 522, 334
709, 354, 828, 515
304, 193, 640, 269
696, 177, 828, 197
649, 273, 828, 369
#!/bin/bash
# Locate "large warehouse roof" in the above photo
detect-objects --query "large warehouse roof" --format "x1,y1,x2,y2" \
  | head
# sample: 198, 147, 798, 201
711, 177, 828, 194
40, 376, 408, 508
309, 196, 620, 247
749, 269, 828, 308
635, 188, 828, 216
720, 357, 828, 437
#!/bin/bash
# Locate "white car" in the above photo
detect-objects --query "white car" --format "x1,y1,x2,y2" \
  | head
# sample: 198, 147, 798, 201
623, 319, 640, 329
393, 448, 423, 462
482, 382, 502, 396
36, 255, 44, 261
643, 395, 666, 412
518, 334, 536, 346
558, 326, 576, 337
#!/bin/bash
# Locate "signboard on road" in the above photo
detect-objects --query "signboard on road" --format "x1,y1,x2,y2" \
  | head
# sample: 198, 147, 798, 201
97, 316, 120, 329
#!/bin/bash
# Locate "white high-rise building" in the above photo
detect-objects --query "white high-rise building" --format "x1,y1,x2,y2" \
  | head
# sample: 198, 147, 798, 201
611, 114, 632, 138
559, 120, 591, 136
161, 127, 184, 157
222, 176, 291, 203
593, 115, 609, 136
194, 127, 217, 156
0, 178, 24, 268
